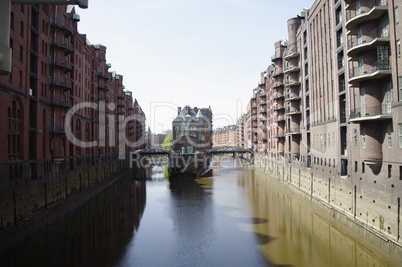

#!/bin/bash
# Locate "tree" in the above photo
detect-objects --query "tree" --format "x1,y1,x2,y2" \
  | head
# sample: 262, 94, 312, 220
161, 132, 173, 150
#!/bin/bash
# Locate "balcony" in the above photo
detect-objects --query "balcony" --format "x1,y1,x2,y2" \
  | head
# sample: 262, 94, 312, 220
49, 77, 73, 90
272, 70, 284, 77
50, 17, 73, 36
98, 82, 109, 90
350, 104, 392, 122
271, 54, 282, 62
273, 93, 284, 100
285, 80, 301, 88
49, 99, 72, 108
49, 58, 73, 72
274, 133, 286, 139
345, 2, 388, 32
349, 61, 391, 86
273, 81, 284, 88
283, 46, 300, 61
49, 37, 73, 54
285, 107, 302, 116
274, 115, 285, 122
273, 105, 285, 111
347, 31, 390, 58
97, 70, 110, 79
284, 66, 300, 75
285, 93, 301, 102
286, 127, 301, 135
49, 126, 66, 134
99, 96, 109, 102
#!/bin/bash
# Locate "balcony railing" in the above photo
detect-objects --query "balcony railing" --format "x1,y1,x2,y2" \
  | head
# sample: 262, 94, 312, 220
49, 99, 72, 108
49, 126, 66, 134
283, 45, 300, 61
273, 93, 284, 100
99, 96, 109, 102
98, 82, 109, 90
49, 77, 73, 90
273, 81, 284, 88
347, 28, 389, 50
285, 79, 301, 88
49, 58, 73, 71
49, 37, 73, 53
284, 65, 300, 75
271, 54, 282, 61
349, 61, 391, 83
274, 133, 286, 138
286, 127, 301, 134
97, 70, 110, 79
50, 17, 73, 34
350, 104, 392, 121
274, 115, 285, 122
285, 93, 301, 101
345, 0, 388, 30
285, 107, 302, 115
272, 70, 284, 77
273, 105, 285, 111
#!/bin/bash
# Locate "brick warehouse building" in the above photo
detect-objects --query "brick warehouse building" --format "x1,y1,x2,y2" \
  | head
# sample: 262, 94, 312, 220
0, 4, 147, 230
246, 0, 402, 244
212, 125, 237, 147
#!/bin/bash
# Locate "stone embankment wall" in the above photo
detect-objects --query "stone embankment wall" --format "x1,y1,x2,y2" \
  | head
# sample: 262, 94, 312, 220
253, 153, 402, 260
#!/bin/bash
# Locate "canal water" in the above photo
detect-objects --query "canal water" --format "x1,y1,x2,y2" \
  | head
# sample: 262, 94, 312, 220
0, 158, 399, 266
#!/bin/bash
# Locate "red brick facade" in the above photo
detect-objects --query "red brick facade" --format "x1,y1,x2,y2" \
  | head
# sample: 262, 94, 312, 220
0, 4, 147, 230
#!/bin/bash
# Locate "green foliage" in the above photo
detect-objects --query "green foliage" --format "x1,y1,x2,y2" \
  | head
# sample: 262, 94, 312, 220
162, 132, 173, 150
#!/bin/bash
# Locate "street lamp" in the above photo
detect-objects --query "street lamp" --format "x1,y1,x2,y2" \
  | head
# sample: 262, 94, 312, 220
0, 0, 88, 74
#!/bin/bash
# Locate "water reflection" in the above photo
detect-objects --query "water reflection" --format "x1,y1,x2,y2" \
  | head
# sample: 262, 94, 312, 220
244, 170, 398, 267
0, 174, 146, 267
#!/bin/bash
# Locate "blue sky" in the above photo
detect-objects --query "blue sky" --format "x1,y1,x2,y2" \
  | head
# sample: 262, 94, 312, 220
76, 0, 315, 133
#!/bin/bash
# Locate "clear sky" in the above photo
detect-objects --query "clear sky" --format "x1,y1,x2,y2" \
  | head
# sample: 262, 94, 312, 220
76, 0, 315, 133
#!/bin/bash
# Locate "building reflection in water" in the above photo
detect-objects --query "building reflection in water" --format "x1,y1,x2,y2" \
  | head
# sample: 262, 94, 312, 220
0, 175, 146, 267
243, 170, 398, 267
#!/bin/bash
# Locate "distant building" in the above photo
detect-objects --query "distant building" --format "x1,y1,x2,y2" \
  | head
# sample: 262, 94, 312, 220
152, 133, 167, 148
212, 125, 237, 147
172, 106, 212, 153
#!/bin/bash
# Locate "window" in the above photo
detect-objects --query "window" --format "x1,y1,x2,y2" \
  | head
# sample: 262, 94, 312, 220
388, 164, 392, 178
20, 21, 23, 37
19, 46, 23, 62
362, 162, 365, 173
395, 6, 399, 24
353, 129, 358, 148
386, 124, 392, 148
355, 161, 358, 172
18, 71, 22, 86
361, 126, 366, 148
399, 124, 402, 148
397, 40, 401, 56
10, 12, 14, 30
399, 76, 402, 101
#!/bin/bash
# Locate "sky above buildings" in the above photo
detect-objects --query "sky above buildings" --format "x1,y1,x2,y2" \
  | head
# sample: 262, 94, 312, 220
76, 0, 315, 133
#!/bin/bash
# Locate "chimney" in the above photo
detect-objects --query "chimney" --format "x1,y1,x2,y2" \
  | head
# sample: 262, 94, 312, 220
178, 107, 182, 115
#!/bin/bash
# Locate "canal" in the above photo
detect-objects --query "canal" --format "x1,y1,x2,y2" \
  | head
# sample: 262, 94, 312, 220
0, 158, 399, 266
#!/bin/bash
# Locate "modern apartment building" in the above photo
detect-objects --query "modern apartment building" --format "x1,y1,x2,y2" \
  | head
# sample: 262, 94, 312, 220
0, 4, 147, 231
248, 0, 402, 243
